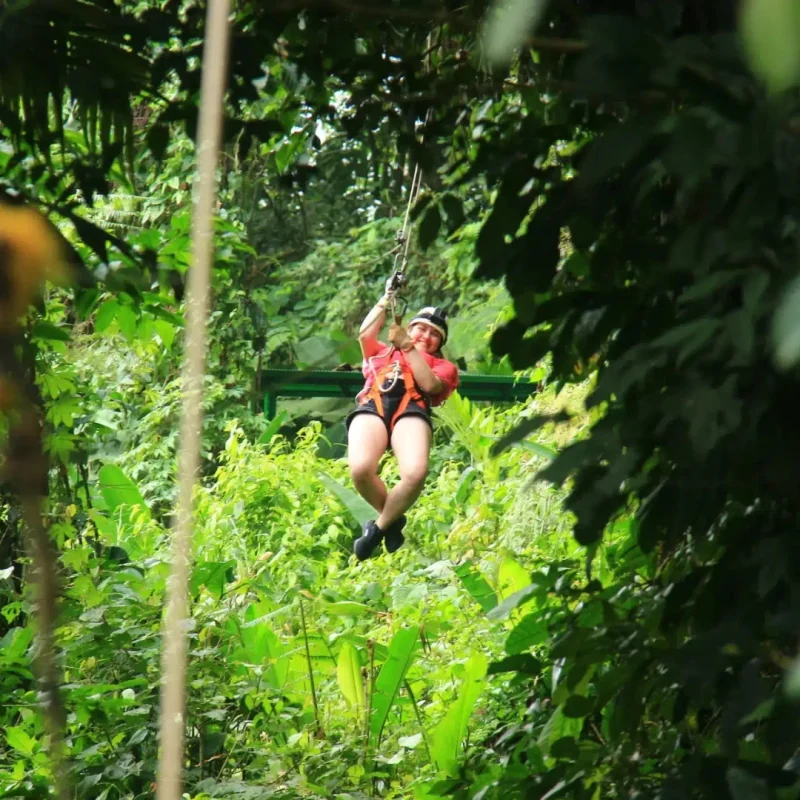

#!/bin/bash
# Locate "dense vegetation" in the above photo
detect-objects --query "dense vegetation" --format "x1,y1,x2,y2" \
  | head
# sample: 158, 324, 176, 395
5, 0, 800, 798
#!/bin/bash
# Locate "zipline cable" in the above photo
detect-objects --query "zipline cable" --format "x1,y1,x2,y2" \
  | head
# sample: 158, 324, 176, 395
387, 34, 435, 321
155, 2, 231, 798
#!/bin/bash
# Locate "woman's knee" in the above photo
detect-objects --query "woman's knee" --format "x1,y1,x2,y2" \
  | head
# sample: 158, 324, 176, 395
349, 459, 377, 486
400, 461, 428, 488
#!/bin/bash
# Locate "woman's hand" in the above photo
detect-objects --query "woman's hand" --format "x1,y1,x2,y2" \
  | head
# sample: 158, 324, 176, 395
389, 323, 414, 351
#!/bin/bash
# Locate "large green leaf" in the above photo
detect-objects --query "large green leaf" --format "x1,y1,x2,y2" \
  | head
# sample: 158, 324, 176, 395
505, 613, 548, 654
190, 560, 236, 600
740, 0, 800, 93
454, 561, 498, 612
497, 555, 531, 603
316, 469, 375, 527
324, 600, 371, 617
5, 726, 35, 757
258, 410, 288, 445
370, 626, 420, 745
337, 643, 364, 710
430, 651, 488, 777
232, 602, 290, 690
98, 464, 150, 521
94, 298, 119, 333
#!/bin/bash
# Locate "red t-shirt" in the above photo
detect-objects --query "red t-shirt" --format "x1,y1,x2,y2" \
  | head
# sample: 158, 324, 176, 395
359, 345, 459, 407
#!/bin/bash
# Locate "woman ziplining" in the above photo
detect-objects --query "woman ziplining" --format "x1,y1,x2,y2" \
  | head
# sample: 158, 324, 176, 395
346, 277, 459, 560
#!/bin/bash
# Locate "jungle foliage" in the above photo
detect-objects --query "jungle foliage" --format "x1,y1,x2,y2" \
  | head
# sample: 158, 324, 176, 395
4, 0, 800, 798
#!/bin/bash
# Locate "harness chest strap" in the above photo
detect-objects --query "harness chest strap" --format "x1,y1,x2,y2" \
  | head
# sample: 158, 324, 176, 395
360, 355, 427, 429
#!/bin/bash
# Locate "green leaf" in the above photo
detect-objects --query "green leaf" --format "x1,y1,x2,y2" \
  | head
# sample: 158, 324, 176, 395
316, 469, 375, 527
324, 600, 371, 617
487, 653, 542, 675
430, 651, 488, 777
577, 115, 661, 191
30, 321, 70, 342
455, 466, 479, 505
370, 626, 420, 745
740, 0, 800, 94
258, 410, 288, 445
129, 728, 148, 746
490, 412, 571, 456
233, 602, 289, 689
726, 766, 769, 800
454, 561, 498, 612
537, 707, 582, 756
98, 464, 150, 521
190, 560, 236, 599
562, 695, 593, 718
94, 299, 119, 333
398, 733, 423, 749
505, 613, 548, 654
147, 123, 170, 160
154, 319, 176, 350
337, 643, 364, 710
483, 0, 549, 66
486, 434, 558, 460
486, 584, 537, 621
117, 305, 137, 341
497, 555, 531, 602
418, 204, 442, 251
440, 194, 466, 233
5, 726, 35, 757
772, 274, 800, 369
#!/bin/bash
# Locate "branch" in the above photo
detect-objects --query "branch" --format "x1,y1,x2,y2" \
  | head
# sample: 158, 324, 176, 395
272, 0, 589, 55
525, 36, 586, 54
272, 0, 460, 24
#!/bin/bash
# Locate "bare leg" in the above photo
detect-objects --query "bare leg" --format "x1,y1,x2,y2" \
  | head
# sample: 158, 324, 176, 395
347, 413, 389, 513
377, 416, 431, 530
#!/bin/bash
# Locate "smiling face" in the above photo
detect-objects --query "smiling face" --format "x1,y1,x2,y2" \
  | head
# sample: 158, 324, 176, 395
408, 321, 442, 354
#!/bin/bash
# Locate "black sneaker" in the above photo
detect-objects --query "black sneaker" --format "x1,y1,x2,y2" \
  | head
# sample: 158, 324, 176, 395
354, 520, 384, 561
384, 515, 407, 554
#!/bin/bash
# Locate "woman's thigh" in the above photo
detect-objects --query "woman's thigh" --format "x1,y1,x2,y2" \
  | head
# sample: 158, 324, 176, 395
390, 416, 432, 480
347, 411, 389, 472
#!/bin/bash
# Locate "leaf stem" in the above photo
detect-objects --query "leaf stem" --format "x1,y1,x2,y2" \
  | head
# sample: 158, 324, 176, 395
299, 595, 322, 735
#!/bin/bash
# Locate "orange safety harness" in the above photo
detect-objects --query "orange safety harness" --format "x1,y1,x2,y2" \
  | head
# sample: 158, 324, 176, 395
359, 349, 428, 432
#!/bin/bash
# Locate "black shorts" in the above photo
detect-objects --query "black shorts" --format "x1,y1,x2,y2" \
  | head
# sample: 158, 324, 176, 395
345, 386, 432, 437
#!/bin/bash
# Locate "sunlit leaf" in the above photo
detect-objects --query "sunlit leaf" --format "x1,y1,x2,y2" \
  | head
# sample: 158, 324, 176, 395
430, 651, 488, 777
772, 274, 800, 369
337, 643, 363, 710
370, 626, 420, 745
483, 0, 550, 66
740, 0, 800, 93
5, 726, 35, 757
316, 469, 375, 527
497, 555, 531, 602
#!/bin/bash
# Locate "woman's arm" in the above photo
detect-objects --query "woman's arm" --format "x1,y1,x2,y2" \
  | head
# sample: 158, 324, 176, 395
388, 324, 445, 394
403, 346, 445, 394
358, 295, 390, 358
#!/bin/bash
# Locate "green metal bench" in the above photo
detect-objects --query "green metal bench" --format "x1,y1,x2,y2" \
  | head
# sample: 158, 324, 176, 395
259, 368, 538, 418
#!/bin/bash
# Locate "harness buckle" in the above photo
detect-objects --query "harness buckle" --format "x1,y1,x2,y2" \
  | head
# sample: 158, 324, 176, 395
380, 361, 402, 394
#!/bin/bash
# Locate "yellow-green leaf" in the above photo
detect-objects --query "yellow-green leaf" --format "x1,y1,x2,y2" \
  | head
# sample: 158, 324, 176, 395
497, 555, 531, 602
5, 726, 36, 757
430, 651, 488, 777
337, 643, 364, 710
740, 0, 800, 93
